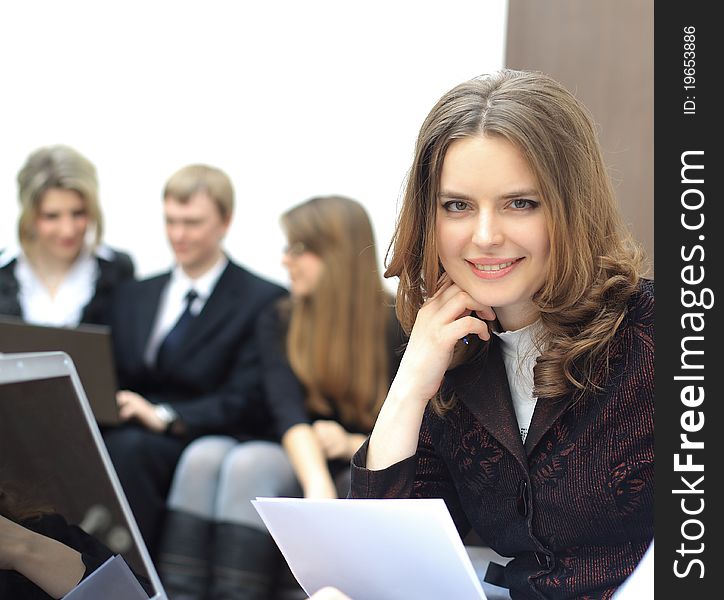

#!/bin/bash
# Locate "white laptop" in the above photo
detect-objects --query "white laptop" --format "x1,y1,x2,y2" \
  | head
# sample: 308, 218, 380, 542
0, 351, 167, 599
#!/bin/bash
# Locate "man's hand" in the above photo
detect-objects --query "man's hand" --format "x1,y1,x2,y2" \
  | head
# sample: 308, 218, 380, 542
116, 390, 166, 432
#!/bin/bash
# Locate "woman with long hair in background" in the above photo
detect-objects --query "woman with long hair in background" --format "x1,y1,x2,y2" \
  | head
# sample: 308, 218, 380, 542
157, 196, 403, 600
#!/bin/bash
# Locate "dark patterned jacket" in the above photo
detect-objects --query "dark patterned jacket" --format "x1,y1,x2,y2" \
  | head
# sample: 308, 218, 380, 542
351, 280, 654, 600
0, 245, 135, 326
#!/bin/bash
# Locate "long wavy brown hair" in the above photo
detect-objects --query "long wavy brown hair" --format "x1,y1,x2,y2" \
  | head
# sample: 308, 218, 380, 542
283, 196, 391, 431
386, 69, 646, 411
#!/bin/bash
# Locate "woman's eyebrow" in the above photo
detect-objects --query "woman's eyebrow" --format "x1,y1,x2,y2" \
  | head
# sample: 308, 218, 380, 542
438, 190, 475, 201
500, 188, 540, 199
438, 188, 541, 200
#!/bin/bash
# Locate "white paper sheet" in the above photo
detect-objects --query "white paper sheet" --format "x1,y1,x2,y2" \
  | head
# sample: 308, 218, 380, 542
63, 554, 150, 600
252, 497, 487, 600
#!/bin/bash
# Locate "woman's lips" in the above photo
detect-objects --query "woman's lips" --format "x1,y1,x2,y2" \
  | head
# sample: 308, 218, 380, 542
466, 258, 522, 279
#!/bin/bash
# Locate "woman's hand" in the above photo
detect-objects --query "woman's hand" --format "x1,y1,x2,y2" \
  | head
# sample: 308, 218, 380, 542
282, 424, 339, 499
312, 421, 365, 461
391, 276, 494, 406
366, 276, 494, 471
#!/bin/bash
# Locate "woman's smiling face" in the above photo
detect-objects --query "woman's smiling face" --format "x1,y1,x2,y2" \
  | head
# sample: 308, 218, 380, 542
435, 134, 550, 331
33, 188, 89, 264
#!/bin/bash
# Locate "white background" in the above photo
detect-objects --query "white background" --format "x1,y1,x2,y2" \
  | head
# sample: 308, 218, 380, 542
0, 0, 507, 290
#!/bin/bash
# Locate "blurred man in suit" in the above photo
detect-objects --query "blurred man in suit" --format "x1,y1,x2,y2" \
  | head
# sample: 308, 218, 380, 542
103, 164, 285, 553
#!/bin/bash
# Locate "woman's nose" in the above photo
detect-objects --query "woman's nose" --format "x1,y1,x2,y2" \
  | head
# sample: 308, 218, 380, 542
60, 215, 79, 237
471, 209, 504, 247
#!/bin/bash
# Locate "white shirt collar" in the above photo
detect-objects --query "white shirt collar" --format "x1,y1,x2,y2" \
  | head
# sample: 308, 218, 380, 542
94, 244, 115, 261
0, 245, 21, 268
493, 319, 543, 359
170, 255, 229, 301
14, 247, 98, 327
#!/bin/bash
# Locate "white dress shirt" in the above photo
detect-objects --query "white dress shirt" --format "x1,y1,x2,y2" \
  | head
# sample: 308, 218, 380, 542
493, 320, 543, 443
12, 247, 99, 327
144, 256, 229, 366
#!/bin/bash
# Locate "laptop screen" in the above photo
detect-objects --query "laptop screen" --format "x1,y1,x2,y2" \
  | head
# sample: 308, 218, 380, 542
0, 317, 120, 425
0, 352, 165, 599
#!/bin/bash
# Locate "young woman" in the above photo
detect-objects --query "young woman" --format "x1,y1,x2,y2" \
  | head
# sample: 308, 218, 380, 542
0, 145, 134, 326
157, 196, 404, 600
350, 69, 653, 599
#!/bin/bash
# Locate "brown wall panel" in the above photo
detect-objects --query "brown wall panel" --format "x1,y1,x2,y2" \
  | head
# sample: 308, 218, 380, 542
506, 0, 654, 273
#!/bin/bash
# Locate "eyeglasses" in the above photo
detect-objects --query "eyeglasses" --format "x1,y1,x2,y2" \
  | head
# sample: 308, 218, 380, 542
282, 241, 308, 257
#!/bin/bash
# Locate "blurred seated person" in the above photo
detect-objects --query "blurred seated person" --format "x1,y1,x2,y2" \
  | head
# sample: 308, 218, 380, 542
0, 487, 151, 599
157, 196, 404, 600
0, 145, 134, 326
103, 164, 285, 556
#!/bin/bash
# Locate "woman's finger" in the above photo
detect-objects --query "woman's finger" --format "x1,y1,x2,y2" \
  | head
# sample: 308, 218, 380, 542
446, 314, 492, 342
434, 289, 492, 324
475, 306, 497, 321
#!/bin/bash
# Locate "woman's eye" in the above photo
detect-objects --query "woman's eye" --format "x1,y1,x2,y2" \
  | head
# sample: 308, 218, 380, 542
444, 200, 469, 212
511, 198, 538, 209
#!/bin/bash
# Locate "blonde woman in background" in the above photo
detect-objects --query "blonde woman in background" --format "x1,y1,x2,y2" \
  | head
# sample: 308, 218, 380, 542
0, 145, 134, 326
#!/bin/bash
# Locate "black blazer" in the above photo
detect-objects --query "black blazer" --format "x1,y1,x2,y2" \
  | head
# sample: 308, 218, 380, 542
0, 248, 134, 326
110, 260, 286, 439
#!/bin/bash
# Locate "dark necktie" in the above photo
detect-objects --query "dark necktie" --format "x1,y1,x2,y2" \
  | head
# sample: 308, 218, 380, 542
156, 289, 198, 369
